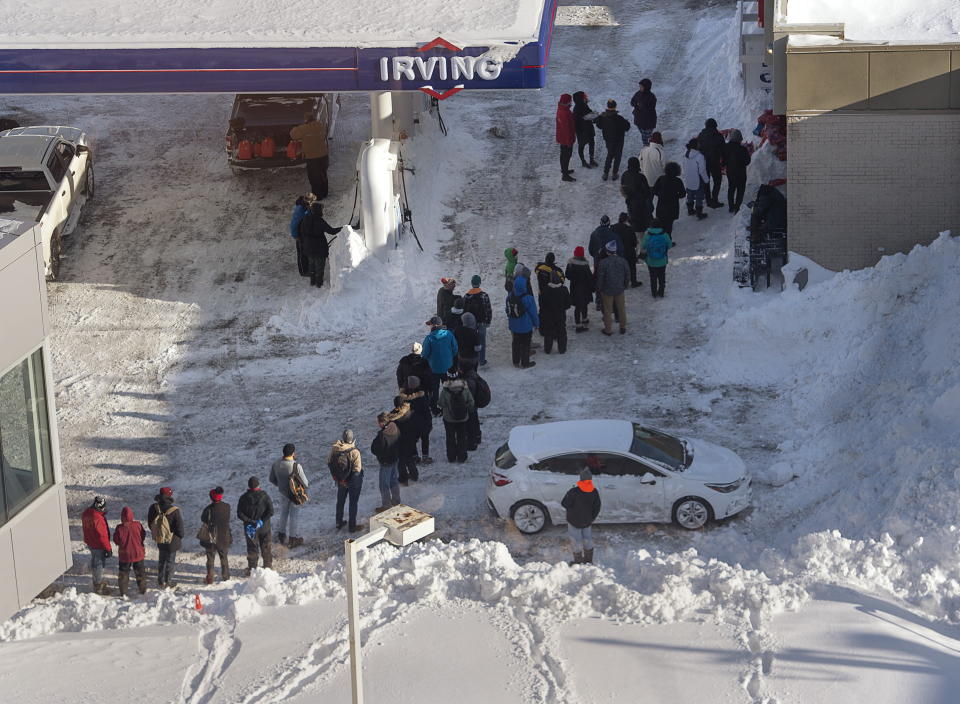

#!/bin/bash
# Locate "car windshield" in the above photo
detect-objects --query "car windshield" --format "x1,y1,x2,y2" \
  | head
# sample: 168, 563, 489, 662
630, 424, 687, 470
0, 170, 50, 192
494, 442, 516, 469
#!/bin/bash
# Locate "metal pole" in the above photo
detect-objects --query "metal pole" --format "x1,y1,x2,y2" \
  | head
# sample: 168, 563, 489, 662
370, 91, 393, 140
345, 528, 388, 704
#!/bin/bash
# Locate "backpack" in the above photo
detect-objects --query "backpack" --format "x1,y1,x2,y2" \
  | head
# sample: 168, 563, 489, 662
289, 462, 308, 505
447, 386, 469, 422
646, 235, 668, 261
150, 504, 177, 544
463, 293, 485, 322
506, 294, 525, 320
328, 449, 352, 483
473, 374, 491, 409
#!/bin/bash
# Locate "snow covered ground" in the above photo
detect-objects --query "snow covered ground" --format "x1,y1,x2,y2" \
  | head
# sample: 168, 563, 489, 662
3, 0, 960, 701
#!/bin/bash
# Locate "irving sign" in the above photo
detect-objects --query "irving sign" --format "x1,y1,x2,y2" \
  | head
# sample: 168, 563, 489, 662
378, 55, 503, 82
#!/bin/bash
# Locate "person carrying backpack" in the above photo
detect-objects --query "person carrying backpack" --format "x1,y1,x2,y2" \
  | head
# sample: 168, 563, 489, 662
82, 495, 112, 595
113, 505, 147, 597
641, 219, 675, 298
298, 202, 342, 288
438, 369, 476, 463
269, 443, 309, 548
436, 277, 457, 324
463, 275, 492, 366
237, 476, 274, 575
506, 275, 539, 369
421, 316, 458, 412
371, 412, 402, 512
454, 312, 482, 371
329, 429, 364, 532
199, 487, 232, 584
461, 363, 490, 450
147, 487, 184, 589
290, 192, 316, 277
561, 468, 602, 564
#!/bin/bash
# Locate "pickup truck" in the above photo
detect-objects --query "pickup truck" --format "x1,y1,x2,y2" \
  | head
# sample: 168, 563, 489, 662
0, 126, 94, 279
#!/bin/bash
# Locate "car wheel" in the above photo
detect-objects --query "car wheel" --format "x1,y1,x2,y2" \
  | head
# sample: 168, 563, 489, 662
84, 164, 95, 198
673, 497, 712, 530
47, 228, 63, 281
510, 500, 549, 534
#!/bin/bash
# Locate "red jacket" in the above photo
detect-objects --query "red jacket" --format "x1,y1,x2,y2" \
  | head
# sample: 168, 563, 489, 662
112, 506, 146, 563
556, 103, 575, 147
81, 507, 111, 550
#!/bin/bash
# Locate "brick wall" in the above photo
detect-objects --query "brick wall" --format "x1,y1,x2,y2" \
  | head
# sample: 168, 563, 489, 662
787, 112, 960, 271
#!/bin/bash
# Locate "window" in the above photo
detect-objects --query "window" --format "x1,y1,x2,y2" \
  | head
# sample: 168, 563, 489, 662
630, 424, 685, 470
0, 170, 50, 192
494, 442, 516, 469
0, 349, 54, 526
56, 141, 75, 164
46, 152, 66, 184
531, 453, 588, 475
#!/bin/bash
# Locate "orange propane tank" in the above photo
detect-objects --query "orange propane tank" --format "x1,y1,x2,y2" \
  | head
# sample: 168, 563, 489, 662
287, 140, 300, 159
253, 140, 262, 158
260, 136, 276, 159
237, 139, 254, 160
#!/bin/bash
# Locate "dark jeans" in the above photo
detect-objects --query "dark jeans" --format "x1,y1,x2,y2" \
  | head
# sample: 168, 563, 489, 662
603, 139, 624, 175
727, 176, 746, 210
305, 155, 329, 199
467, 411, 481, 449
398, 438, 419, 482
560, 145, 573, 174
157, 545, 177, 586
308, 255, 327, 287
444, 420, 469, 462
662, 218, 676, 235
336, 472, 363, 530
245, 522, 273, 569
420, 426, 431, 457
426, 374, 441, 414
544, 327, 568, 354
624, 248, 640, 285
574, 301, 589, 325
577, 134, 595, 164
648, 265, 666, 297
118, 560, 146, 596
511, 331, 532, 366
707, 161, 723, 204
205, 547, 230, 578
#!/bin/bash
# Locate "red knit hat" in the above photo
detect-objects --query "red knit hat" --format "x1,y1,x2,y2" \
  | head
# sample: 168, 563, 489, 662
159, 486, 173, 497
559, 93, 572, 105
574, 246, 585, 258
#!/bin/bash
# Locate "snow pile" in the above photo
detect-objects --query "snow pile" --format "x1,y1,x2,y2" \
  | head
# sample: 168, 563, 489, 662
784, 0, 960, 43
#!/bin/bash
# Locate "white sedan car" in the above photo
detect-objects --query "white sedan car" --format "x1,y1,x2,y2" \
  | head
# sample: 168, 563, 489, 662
486, 420, 752, 533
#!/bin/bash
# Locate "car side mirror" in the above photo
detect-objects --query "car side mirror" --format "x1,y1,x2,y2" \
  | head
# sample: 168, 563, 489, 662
639, 473, 656, 485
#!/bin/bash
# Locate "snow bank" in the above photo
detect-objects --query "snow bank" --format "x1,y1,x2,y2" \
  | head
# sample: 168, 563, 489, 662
784, 0, 960, 43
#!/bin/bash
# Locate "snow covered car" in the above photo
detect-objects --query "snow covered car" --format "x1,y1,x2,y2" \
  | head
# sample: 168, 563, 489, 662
487, 420, 752, 533
0, 125, 94, 279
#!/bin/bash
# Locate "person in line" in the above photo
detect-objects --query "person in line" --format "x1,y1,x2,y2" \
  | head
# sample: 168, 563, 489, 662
436, 277, 457, 324
682, 138, 710, 221
438, 369, 476, 463
396, 342, 434, 407
269, 443, 309, 548
148, 487, 184, 589
539, 269, 571, 354
534, 252, 564, 302
289, 192, 316, 277
113, 505, 147, 597
556, 93, 577, 182
460, 364, 488, 450
298, 202, 342, 288
371, 412, 402, 512
446, 296, 465, 331
642, 219, 675, 299
390, 395, 418, 485
594, 99, 631, 181
455, 312, 482, 370
611, 212, 640, 289
596, 240, 631, 336
503, 247, 519, 293
587, 215, 623, 313
462, 275, 492, 366
724, 129, 752, 213
565, 246, 594, 333
329, 429, 364, 533
572, 91, 599, 169
421, 316, 458, 413
621, 156, 651, 234
697, 118, 726, 209
82, 496, 112, 595
652, 162, 687, 238
638, 132, 666, 192
400, 374, 433, 465
506, 275, 539, 368
561, 468, 601, 564
630, 78, 657, 146
237, 476, 274, 575
199, 487, 232, 584
290, 112, 330, 198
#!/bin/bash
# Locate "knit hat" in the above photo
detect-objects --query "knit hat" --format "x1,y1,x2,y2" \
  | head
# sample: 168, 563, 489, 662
342, 429, 355, 444
605, 240, 617, 253
283, 443, 295, 457
545, 252, 555, 265
559, 93, 572, 105
407, 375, 420, 390
650, 131, 663, 145
441, 277, 456, 289
600, 214, 610, 225
451, 297, 464, 314
159, 486, 173, 498
705, 117, 718, 129
247, 476, 259, 489
607, 99, 617, 109
574, 246, 585, 258
728, 128, 743, 143
412, 341, 423, 354
639, 78, 652, 89
471, 274, 481, 287
92, 496, 106, 511
580, 468, 593, 481
461, 312, 477, 329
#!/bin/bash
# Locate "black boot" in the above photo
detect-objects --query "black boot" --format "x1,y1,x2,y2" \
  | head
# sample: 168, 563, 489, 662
562, 173, 576, 182
570, 551, 583, 566
602, 171, 609, 181
695, 205, 708, 220
687, 203, 695, 216
583, 548, 594, 564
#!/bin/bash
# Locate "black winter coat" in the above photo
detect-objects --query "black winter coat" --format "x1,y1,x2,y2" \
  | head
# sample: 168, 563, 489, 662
538, 283, 571, 337
299, 213, 340, 258
564, 258, 593, 307
370, 426, 401, 464
697, 126, 726, 170
200, 500, 233, 551
620, 167, 650, 203
612, 223, 638, 257
454, 325, 481, 361
237, 488, 274, 525
562, 485, 602, 528
653, 175, 687, 222
724, 142, 751, 181
401, 389, 433, 433
436, 287, 456, 323
396, 353, 433, 391
630, 90, 657, 130
147, 495, 184, 551
572, 92, 597, 140
594, 110, 630, 144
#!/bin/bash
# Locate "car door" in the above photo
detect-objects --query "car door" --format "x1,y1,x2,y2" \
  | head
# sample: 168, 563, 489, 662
528, 452, 587, 520
580, 452, 628, 521
606, 454, 667, 522
43, 147, 69, 227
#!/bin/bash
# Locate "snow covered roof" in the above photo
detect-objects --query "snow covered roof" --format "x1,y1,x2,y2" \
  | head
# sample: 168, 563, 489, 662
784, 0, 960, 44
0, 0, 549, 49
509, 420, 633, 458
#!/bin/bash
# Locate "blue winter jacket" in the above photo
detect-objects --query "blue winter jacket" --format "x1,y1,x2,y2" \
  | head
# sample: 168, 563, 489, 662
421, 328, 459, 375
641, 228, 674, 268
290, 202, 309, 239
506, 276, 540, 334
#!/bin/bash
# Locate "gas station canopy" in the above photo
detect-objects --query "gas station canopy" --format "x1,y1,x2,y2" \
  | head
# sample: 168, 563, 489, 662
0, 0, 556, 94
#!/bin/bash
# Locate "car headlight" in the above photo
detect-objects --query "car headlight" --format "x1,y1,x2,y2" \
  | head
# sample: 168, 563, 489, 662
705, 478, 743, 493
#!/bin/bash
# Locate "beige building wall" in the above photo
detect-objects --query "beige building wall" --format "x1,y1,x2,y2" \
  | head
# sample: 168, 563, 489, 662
787, 111, 960, 270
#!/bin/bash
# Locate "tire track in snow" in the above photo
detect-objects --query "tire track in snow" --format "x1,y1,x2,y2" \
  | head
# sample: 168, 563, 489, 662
180, 616, 243, 704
